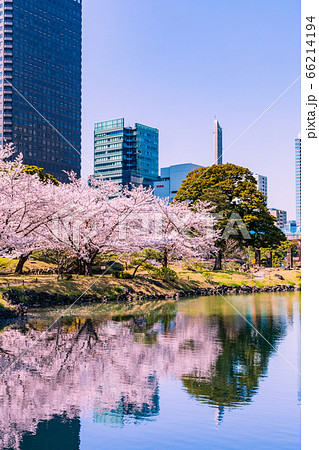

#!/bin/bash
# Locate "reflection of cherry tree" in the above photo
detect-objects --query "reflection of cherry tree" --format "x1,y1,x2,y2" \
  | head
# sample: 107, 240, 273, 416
0, 313, 221, 449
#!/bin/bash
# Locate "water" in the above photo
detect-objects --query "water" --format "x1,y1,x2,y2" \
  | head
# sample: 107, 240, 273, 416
0, 292, 300, 449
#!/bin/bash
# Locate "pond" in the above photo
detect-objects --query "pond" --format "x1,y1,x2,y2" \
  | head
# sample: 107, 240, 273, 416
0, 292, 300, 449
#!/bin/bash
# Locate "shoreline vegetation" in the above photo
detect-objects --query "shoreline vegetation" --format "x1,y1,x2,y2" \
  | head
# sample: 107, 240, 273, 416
0, 264, 301, 319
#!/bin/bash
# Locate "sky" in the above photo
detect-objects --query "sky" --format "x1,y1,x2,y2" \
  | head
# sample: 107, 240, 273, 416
82, 0, 300, 219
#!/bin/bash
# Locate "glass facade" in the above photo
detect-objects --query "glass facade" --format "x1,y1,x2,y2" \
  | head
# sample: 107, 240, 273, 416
0, 0, 82, 182
94, 118, 159, 187
295, 137, 301, 226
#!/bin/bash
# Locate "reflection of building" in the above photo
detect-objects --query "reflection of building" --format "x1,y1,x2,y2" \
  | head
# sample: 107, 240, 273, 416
94, 118, 159, 187
153, 163, 202, 201
214, 120, 223, 164
214, 406, 225, 425
93, 376, 160, 426
295, 135, 301, 226
252, 173, 268, 204
0, 0, 82, 182
269, 208, 287, 229
19, 415, 81, 449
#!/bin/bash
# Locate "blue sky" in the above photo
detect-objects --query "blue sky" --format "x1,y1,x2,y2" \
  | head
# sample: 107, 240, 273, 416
82, 0, 300, 219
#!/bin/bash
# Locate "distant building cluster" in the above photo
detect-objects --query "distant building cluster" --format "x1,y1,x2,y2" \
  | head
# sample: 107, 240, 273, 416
280, 220, 301, 241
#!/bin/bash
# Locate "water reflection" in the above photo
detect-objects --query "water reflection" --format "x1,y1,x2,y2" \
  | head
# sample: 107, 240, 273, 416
182, 310, 287, 423
0, 293, 300, 449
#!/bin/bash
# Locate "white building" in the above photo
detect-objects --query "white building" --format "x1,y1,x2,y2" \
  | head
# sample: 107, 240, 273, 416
269, 208, 287, 229
153, 163, 203, 201
252, 173, 268, 203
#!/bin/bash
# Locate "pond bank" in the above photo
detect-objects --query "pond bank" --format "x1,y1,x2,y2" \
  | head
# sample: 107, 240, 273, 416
1, 282, 300, 318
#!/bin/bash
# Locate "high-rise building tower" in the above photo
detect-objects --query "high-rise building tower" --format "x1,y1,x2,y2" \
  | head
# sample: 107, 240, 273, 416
252, 173, 268, 204
214, 120, 223, 164
94, 118, 159, 187
0, 0, 82, 182
295, 135, 301, 226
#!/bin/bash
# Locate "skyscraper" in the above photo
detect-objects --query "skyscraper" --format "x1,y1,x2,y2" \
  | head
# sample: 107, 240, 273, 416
295, 135, 301, 226
0, 0, 82, 182
94, 118, 159, 187
214, 120, 223, 164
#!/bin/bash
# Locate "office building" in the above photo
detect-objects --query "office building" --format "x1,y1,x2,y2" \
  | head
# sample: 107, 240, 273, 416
0, 0, 82, 182
153, 163, 202, 201
94, 118, 159, 187
295, 135, 301, 226
269, 208, 287, 229
214, 120, 223, 164
252, 173, 268, 204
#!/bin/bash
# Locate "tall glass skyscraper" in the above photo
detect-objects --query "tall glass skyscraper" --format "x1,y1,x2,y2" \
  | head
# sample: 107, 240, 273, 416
295, 135, 301, 226
0, 0, 82, 182
214, 120, 223, 164
94, 118, 159, 187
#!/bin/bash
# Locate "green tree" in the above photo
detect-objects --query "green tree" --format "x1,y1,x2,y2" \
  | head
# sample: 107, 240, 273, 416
175, 164, 286, 267
130, 249, 162, 278
23, 165, 59, 185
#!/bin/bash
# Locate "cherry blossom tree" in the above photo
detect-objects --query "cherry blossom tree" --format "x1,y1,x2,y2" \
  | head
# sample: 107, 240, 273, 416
0, 143, 220, 276
118, 196, 220, 267
0, 144, 59, 273
42, 175, 156, 275
150, 198, 219, 267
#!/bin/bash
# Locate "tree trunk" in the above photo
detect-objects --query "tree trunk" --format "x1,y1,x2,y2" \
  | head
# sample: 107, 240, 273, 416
14, 253, 32, 275
132, 264, 141, 278
214, 249, 222, 270
286, 248, 293, 268
84, 261, 93, 276
266, 251, 272, 268
162, 249, 168, 268
77, 258, 84, 275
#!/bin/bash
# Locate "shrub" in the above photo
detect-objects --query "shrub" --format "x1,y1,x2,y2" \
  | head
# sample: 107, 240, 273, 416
112, 271, 133, 279
114, 286, 124, 293
149, 267, 178, 282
